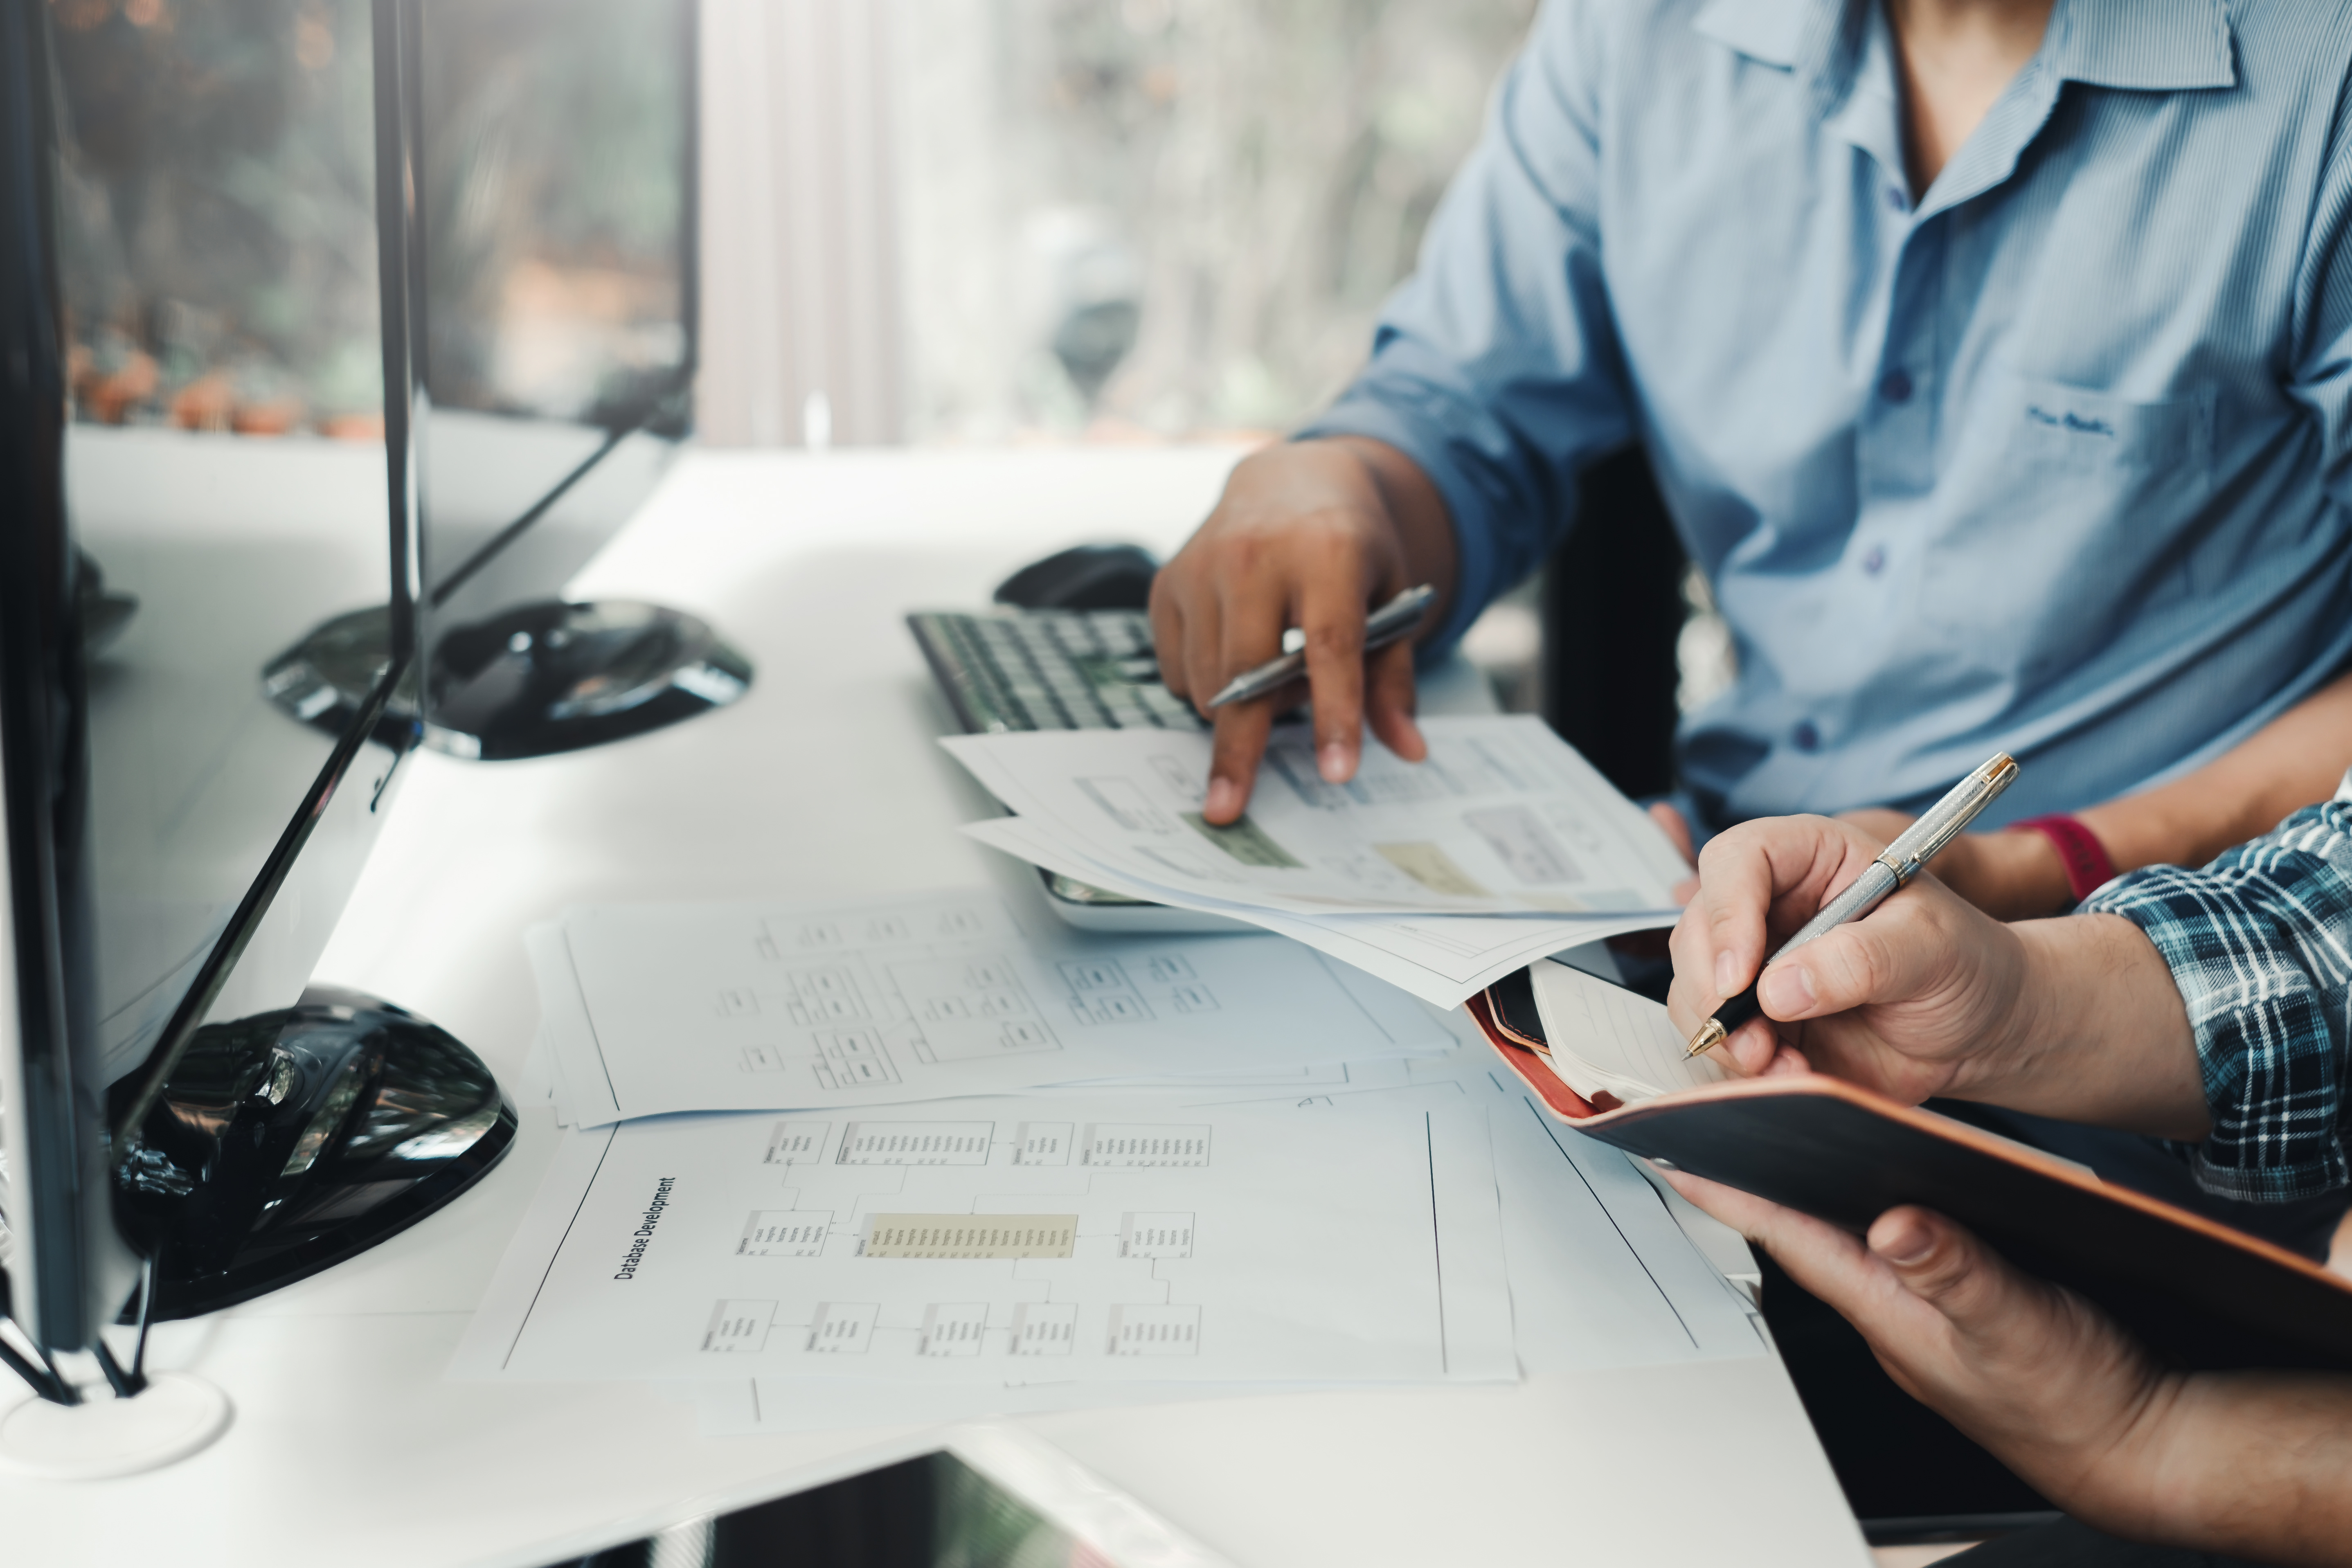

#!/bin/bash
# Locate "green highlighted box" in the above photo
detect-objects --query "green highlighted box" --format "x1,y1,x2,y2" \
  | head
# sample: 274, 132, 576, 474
1183, 812, 1305, 869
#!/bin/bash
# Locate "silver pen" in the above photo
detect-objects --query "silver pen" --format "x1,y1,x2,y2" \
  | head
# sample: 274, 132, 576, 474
1684, 751, 2021, 1058
1204, 584, 1437, 711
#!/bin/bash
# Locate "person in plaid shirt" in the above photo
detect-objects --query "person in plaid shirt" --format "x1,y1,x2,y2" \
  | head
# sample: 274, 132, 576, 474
1660, 792, 2352, 1565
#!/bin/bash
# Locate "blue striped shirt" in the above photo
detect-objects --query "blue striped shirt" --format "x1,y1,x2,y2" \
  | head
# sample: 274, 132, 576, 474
1307, 0, 2352, 830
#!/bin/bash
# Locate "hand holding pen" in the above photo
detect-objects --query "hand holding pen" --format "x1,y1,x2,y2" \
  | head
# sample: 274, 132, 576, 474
1669, 754, 2022, 1084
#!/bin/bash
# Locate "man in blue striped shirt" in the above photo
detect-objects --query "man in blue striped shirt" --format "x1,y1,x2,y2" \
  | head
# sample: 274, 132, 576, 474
1151, 0, 2352, 916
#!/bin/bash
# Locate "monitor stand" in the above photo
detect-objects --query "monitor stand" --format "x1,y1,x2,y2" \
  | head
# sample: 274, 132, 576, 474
2, 988, 512, 1478
111, 985, 516, 1323
263, 598, 753, 761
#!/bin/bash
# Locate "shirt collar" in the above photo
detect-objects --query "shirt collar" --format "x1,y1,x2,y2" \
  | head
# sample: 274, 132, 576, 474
1692, 0, 2235, 103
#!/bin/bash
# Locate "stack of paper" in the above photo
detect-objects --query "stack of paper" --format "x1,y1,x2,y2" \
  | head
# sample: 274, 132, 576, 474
527, 890, 1457, 1126
943, 715, 1690, 1007
481, 881, 1758, 1440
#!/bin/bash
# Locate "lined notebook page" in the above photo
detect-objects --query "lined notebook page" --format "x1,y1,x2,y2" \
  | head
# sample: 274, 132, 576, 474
1527, 959, 1729, 1103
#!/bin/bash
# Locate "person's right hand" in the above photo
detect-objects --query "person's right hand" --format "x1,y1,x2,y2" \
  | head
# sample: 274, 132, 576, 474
1149, 437, 1454, 824
1663, 813, 2035, 1102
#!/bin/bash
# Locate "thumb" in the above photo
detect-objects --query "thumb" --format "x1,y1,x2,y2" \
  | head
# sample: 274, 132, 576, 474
1867, 1206, 2022, 1335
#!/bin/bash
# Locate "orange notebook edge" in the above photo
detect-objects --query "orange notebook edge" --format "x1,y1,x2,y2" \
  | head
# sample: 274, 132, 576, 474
1467, 980, 2352, 1299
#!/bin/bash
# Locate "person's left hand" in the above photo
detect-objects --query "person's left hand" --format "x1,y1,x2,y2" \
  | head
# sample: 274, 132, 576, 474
1657, 1169, 2178, 1525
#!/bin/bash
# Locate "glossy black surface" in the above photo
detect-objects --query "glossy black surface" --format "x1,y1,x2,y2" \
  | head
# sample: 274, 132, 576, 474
993, 543, 1159, 612
265, 597, 752, 760
423, 599, 751, 760
112, 986, 514, 1321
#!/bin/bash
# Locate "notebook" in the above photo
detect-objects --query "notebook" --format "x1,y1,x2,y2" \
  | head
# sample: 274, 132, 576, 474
1469, 961, 2352, 1372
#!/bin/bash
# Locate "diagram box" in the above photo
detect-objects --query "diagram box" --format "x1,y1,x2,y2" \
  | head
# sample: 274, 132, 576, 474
780, 962, 867, 1025
1071, 992, 1153, 1025
702, 1299, 776, 1354
1058, 958, 1128, 992
811, 1030, 898, 1091
999, 1021, 1056, 1052
1082, 1123, 1213, 1167
863, 1214, 1078, 1259
1121, 1212, 1195, 1259
1107, 1303, 1201, 1357
806, 1302, 878, 1354
741, 1044, 786, 1073
1140, 954, 1197, 984
713, 987, 759, 1017
1014, 1122, 1073, 1165
739, 1210, 830, 1257
1011, 1301, 1079, 1356
919, 1303, 991, 1357
763, 1119, 831, 1165
837, 1120, 994, 1165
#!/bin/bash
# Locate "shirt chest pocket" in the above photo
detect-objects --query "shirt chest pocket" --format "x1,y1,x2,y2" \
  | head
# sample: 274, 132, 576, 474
1918, 373, 2216, 668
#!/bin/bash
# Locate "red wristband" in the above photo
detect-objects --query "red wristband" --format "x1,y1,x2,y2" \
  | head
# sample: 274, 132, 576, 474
2008, 814, 2117, 903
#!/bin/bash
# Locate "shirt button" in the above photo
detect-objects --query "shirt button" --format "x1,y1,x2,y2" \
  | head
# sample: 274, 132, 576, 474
1886, 186, 1907, 211
1792, 720, 1821, 753
1880, 369, 1913, 403
1862, 545, 1886, 575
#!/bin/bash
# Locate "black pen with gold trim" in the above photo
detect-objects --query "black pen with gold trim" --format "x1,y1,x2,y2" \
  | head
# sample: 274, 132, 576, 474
1685, 751, 2021, 1059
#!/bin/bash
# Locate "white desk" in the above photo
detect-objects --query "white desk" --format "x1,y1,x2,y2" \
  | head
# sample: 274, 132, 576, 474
3, 447, 1870, 1567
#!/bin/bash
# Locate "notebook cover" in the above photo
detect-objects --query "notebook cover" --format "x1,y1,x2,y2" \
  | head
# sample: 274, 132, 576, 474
1469, 975, 2352, 1372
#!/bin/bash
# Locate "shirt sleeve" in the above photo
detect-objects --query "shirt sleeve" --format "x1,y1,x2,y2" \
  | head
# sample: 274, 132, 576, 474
2077, 778, 2352, 1203
1297, 0, 1638, 656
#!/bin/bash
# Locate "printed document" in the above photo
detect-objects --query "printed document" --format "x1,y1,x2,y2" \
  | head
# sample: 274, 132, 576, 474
452, 1092, 1515, 1387
531, 891, 1452, 1125
964, 814, 1668, 1010
942, 716, 1690, 918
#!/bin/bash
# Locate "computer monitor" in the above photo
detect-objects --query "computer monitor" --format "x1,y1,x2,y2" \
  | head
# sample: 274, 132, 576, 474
272, 0, 747, 763
0, 0, 512, 1468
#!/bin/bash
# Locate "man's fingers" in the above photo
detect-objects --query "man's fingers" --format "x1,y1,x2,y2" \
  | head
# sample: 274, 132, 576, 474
1148, 574, 1190, 697
1867, 1206, 2028, 1337
1296, 576, 1370, 784
1364, 639, 1425, 762
1204, 702, 1276, 824
1754, 906, 1944, 1022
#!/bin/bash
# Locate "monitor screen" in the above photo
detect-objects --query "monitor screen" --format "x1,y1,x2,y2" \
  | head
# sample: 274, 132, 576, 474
405, 0, 694, 641
0, 0, 408, 1349
45, 0, 403, 1084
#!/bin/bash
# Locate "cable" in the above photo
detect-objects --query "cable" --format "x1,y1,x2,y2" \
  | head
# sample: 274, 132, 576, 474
91, 1339, 137, 1400
128, 1252, 156, 1385
0, 1320, 69, 1405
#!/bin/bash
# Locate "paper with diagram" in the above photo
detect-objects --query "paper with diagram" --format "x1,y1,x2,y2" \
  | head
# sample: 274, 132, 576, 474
942, 715, 1689, 918
452, 1092, 1515, 1387
532, 891, 1452, 1126
963, 814, 1669, 1010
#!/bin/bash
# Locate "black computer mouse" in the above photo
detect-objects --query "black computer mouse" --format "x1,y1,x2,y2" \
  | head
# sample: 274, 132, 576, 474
993, 543, 1160, 612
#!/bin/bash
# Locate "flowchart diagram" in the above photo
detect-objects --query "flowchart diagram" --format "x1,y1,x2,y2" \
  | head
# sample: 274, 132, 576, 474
538, 893, 1447, 1123
458, 1093, 1519, 1388
706, 1115, 1218, 1361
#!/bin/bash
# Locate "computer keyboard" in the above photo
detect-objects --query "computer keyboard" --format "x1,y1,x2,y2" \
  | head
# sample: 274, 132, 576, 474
908, 608, 1209, 734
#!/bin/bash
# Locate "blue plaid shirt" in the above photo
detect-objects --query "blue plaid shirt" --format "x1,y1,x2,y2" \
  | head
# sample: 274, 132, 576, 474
2082, 776, 2352, 1204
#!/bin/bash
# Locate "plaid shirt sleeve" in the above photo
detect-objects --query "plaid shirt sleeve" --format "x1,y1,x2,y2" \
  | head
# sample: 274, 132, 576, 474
2077, 774, 2352, 1203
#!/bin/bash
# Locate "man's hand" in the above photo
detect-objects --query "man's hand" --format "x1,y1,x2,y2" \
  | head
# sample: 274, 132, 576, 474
1659, 1174, 2179, 1531
1664, 1173, 2352, 1566
1667, 813, 2211, 1135
1664, 814, 2034, 1097
1150, 438, 1456, 824
1839, 808, 2073, 920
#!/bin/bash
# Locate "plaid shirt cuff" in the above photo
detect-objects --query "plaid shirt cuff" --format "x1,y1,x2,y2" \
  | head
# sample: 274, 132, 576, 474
2079, 784, 2352, 1204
